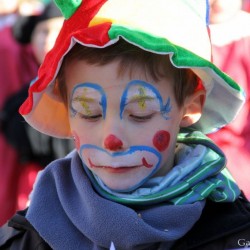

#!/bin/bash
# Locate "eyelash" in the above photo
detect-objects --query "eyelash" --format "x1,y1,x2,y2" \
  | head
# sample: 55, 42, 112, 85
77, 113, 102, 121
129, 113, 155, 122
76, 112, 155, 122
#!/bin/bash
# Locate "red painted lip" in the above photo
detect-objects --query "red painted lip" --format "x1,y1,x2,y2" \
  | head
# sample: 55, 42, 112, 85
101, 166, 141, 174
88, 157, 153, 173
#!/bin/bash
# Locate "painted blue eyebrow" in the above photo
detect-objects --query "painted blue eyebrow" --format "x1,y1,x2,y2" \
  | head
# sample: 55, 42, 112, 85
120, 80, 172, 119
70, 82, 107, 118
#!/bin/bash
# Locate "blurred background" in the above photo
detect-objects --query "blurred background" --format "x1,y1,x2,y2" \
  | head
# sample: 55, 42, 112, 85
0, 0, 74, 226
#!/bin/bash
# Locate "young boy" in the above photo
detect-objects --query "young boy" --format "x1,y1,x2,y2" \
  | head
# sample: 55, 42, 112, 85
1, 0, 250, 249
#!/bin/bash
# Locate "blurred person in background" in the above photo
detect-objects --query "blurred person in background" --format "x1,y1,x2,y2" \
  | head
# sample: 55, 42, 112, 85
18, 0, 45, 15
209, 0, 250, 199
0, 0, 39, 226
0, 1, 73, 226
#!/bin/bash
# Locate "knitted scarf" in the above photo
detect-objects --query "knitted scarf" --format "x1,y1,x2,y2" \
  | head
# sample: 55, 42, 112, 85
26, 130, 240, 250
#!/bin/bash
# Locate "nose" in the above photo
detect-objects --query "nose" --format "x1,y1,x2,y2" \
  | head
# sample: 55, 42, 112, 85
104, 134, 123, 151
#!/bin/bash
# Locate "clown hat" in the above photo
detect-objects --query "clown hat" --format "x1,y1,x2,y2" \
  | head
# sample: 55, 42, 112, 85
19, 0, 245, 138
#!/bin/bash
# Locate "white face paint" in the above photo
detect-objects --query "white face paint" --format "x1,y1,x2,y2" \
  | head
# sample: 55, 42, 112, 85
66, 60, 185, 191
70, 83, 107, 119
80, 144, 161, 192
120, 80, 172, 120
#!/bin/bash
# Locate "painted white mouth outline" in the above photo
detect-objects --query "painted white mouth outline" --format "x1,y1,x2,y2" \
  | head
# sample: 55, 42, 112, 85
80, 144, 162, 171
88, 156, 153, 169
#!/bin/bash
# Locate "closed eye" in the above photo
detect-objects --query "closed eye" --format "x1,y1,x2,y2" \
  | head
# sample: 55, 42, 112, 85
78, 113, 102, 121
129, 113, 155, 122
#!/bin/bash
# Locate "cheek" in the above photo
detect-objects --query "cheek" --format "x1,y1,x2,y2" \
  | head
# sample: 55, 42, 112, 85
72, 130, 81, 151
153, 130, 170, 152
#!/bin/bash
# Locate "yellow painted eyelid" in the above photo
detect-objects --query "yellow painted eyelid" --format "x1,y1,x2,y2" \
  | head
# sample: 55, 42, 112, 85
73, 96, 96, 103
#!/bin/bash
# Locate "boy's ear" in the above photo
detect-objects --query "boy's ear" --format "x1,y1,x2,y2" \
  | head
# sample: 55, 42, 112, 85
180, 90, 206, 127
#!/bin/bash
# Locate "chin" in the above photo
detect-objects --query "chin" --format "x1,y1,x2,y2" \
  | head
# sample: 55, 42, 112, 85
102, 177, 144, 192
104, 181, 133, 191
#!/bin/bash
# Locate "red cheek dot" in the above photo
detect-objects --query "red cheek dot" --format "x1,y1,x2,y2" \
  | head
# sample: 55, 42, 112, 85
72, 131, 80, 150
153, 130, 170, 152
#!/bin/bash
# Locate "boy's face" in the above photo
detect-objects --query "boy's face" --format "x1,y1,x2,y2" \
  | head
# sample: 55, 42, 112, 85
66, 59, 186, 191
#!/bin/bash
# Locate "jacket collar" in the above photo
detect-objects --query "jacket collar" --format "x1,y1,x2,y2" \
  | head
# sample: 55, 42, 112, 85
174, 194, 250, 249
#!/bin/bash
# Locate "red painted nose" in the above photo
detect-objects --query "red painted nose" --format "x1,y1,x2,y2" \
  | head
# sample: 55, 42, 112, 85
104, 134, 123, 151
